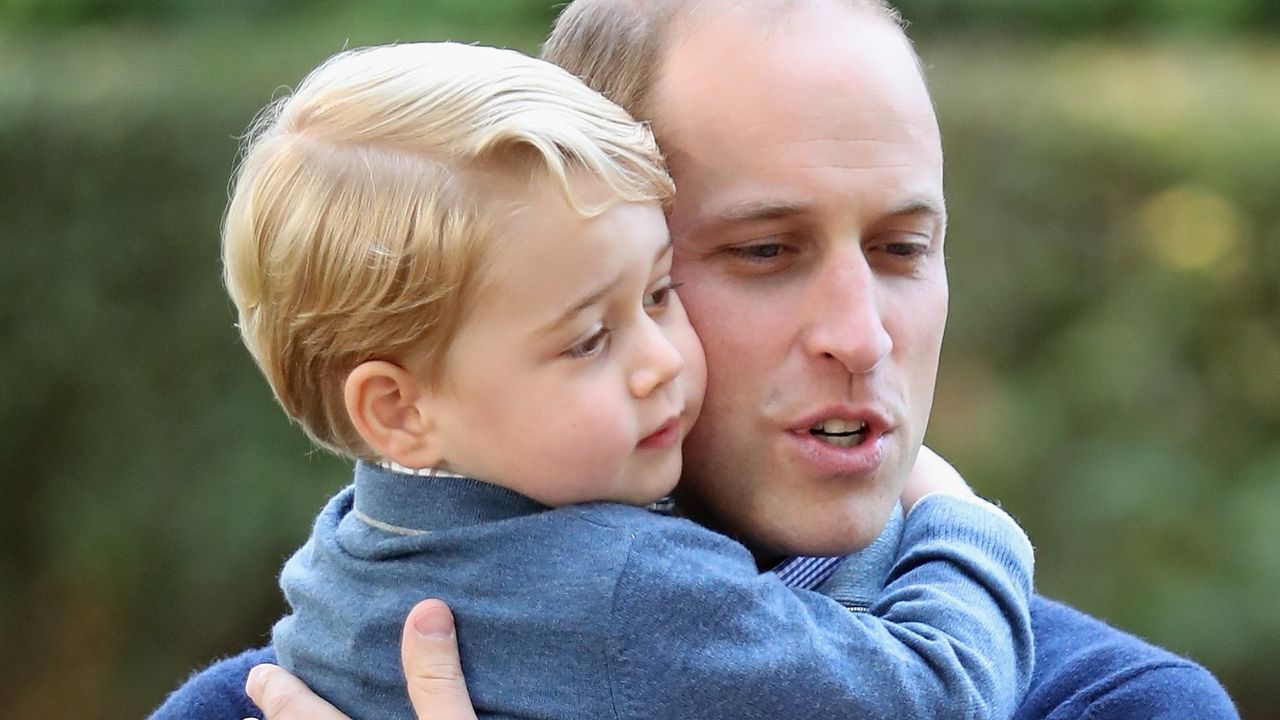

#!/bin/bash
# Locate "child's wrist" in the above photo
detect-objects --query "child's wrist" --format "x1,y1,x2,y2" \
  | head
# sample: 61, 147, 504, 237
907, 491, 1027, 542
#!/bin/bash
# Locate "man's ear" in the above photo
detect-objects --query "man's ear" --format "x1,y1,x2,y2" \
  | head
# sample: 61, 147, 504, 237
344, 360, 444, 468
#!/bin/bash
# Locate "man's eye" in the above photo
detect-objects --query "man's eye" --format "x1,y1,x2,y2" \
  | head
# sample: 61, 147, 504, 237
567, 323, 610, 359
885, 242, 928, 257
731, 243, 786, 261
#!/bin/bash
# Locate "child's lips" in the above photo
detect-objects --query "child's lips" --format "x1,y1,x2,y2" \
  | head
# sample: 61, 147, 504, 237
637, 416, 681, 450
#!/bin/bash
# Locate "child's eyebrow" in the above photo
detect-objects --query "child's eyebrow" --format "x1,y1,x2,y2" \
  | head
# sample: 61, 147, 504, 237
543, 280, 616, 336
539, 241, 673, 336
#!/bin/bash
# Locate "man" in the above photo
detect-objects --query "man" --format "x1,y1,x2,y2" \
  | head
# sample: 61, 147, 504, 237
154, 1, 1239, 717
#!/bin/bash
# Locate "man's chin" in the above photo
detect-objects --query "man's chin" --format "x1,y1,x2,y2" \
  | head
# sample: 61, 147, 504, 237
672, 468, 902, 558
725, 503, 899, 562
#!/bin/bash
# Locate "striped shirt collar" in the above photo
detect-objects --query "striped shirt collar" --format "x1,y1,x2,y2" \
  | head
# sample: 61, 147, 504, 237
769, 555, 848, 590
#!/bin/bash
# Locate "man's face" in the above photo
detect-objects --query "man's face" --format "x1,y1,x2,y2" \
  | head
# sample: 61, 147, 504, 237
652, 4, 949, 557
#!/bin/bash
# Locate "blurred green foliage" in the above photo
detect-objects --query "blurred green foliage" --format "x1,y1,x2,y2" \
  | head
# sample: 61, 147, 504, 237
1, 2, 1277, 719
4, 0, 1280, 32
922, 36, 1280, 719
900, 0, 1280, 35
0, 0, 560, 29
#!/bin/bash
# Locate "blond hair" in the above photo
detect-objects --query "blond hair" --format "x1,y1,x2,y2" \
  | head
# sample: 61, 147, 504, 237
542, 0, 905, 125
223, 42, 673, 459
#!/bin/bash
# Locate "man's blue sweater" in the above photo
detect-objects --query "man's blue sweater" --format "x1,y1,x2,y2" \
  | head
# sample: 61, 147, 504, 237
148, 463, 1234, 719
150, 596, 1238, 719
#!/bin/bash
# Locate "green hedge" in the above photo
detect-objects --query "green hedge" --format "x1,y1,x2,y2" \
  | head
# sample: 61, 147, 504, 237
4, 0, 1279, 33
1, 13, 1277, 720
900, 0, 1280, 34
926, 38, 1280, 718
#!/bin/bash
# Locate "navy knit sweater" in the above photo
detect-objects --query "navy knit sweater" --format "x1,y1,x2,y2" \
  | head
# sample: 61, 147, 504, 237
150, 595, 1238, 719
149, 462, 1234, 719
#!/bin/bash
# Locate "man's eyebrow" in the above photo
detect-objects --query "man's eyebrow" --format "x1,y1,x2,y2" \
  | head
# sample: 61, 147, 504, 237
712, 200, 807, 224
708, 197, 946, 226
886, 197, 947, 222
539, 240, 674, 336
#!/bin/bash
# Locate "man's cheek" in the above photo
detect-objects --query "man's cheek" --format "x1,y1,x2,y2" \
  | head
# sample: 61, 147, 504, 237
678, 285, 744, 350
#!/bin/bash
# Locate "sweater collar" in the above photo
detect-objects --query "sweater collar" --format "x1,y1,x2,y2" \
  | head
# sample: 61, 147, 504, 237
353, 460, 549, 535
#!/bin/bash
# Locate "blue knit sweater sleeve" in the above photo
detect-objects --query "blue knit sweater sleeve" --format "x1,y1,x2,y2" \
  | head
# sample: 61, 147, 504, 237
604, 494, 1035, 720
147, 645, 274, 720
1015, 595, 1238, 719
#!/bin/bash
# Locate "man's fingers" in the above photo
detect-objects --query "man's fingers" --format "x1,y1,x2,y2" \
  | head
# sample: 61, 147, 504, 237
245, 601, 477, 720
246, 663, 350, 720
402, 599, 479, 720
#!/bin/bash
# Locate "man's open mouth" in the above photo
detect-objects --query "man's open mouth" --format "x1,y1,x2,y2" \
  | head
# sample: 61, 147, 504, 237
808, 419, 870, 448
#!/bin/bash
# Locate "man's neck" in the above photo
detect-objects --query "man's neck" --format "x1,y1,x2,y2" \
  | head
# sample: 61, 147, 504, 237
753, 550, 785, 573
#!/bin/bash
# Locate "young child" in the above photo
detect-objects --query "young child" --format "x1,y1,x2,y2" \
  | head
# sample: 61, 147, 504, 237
224, 42, 1034, 720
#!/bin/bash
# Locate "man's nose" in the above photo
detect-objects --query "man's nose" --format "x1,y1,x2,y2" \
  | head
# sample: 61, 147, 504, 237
629, 317, 686, 399
801, 250, 893, 374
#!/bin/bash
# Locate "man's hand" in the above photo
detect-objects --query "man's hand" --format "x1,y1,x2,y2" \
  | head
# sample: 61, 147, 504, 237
245, 663, 344, 720
400, 599, 478, 720
246, 599, 478, 720
900, 445, 976, 511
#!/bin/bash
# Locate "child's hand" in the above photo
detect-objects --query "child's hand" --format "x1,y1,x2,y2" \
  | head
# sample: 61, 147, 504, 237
900, 445, 976, 511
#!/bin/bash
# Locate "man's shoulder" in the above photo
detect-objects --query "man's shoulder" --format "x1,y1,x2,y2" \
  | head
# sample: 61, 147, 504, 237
1018, 594, 1238, 720
148, 645, 275, 720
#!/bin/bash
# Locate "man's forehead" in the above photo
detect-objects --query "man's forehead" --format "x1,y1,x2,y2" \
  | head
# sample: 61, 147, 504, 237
673, 0, 900, 46
652, 5, 931, 137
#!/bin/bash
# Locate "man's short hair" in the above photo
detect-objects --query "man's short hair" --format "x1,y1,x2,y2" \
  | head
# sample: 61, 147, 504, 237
223, 42, 673, 458
542, 0, 904, 124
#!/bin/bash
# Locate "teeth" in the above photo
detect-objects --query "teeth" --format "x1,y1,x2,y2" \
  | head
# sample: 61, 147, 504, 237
817, 433, 860, 448
808, 419, 869, 447
808, 417, 870, 445
809, 419, 867, 435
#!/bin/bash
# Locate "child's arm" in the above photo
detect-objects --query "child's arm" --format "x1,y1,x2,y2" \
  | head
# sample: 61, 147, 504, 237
605, 490, 1034, 720
239, 487, 1030, 720
901, 444, 980, 510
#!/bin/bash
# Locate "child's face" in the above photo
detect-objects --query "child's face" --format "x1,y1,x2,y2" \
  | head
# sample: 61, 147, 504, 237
424, 176, 706, 507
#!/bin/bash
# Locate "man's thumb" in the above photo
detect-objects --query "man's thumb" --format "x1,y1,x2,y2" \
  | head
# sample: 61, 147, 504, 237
402, 599, 479, 720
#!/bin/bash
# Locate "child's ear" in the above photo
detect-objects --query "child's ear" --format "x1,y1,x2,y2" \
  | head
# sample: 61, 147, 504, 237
344, 360, 444, 468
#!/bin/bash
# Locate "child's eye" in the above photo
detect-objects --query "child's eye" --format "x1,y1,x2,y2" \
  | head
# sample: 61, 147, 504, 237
567, 323, 610, 359
643, 279, 683, 314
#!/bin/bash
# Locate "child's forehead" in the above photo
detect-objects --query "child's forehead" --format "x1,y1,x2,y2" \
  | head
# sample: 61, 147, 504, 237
465, 160, 624, 214
474, 176, 613, 274
465, 171, 630, 259
468, 191, 666, 310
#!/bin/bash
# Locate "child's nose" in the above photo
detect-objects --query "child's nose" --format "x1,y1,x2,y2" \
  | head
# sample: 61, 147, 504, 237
628, 318, 686, 399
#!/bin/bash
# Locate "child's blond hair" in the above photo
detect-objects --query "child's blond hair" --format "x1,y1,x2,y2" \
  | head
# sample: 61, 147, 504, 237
223, 42, 674, 459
